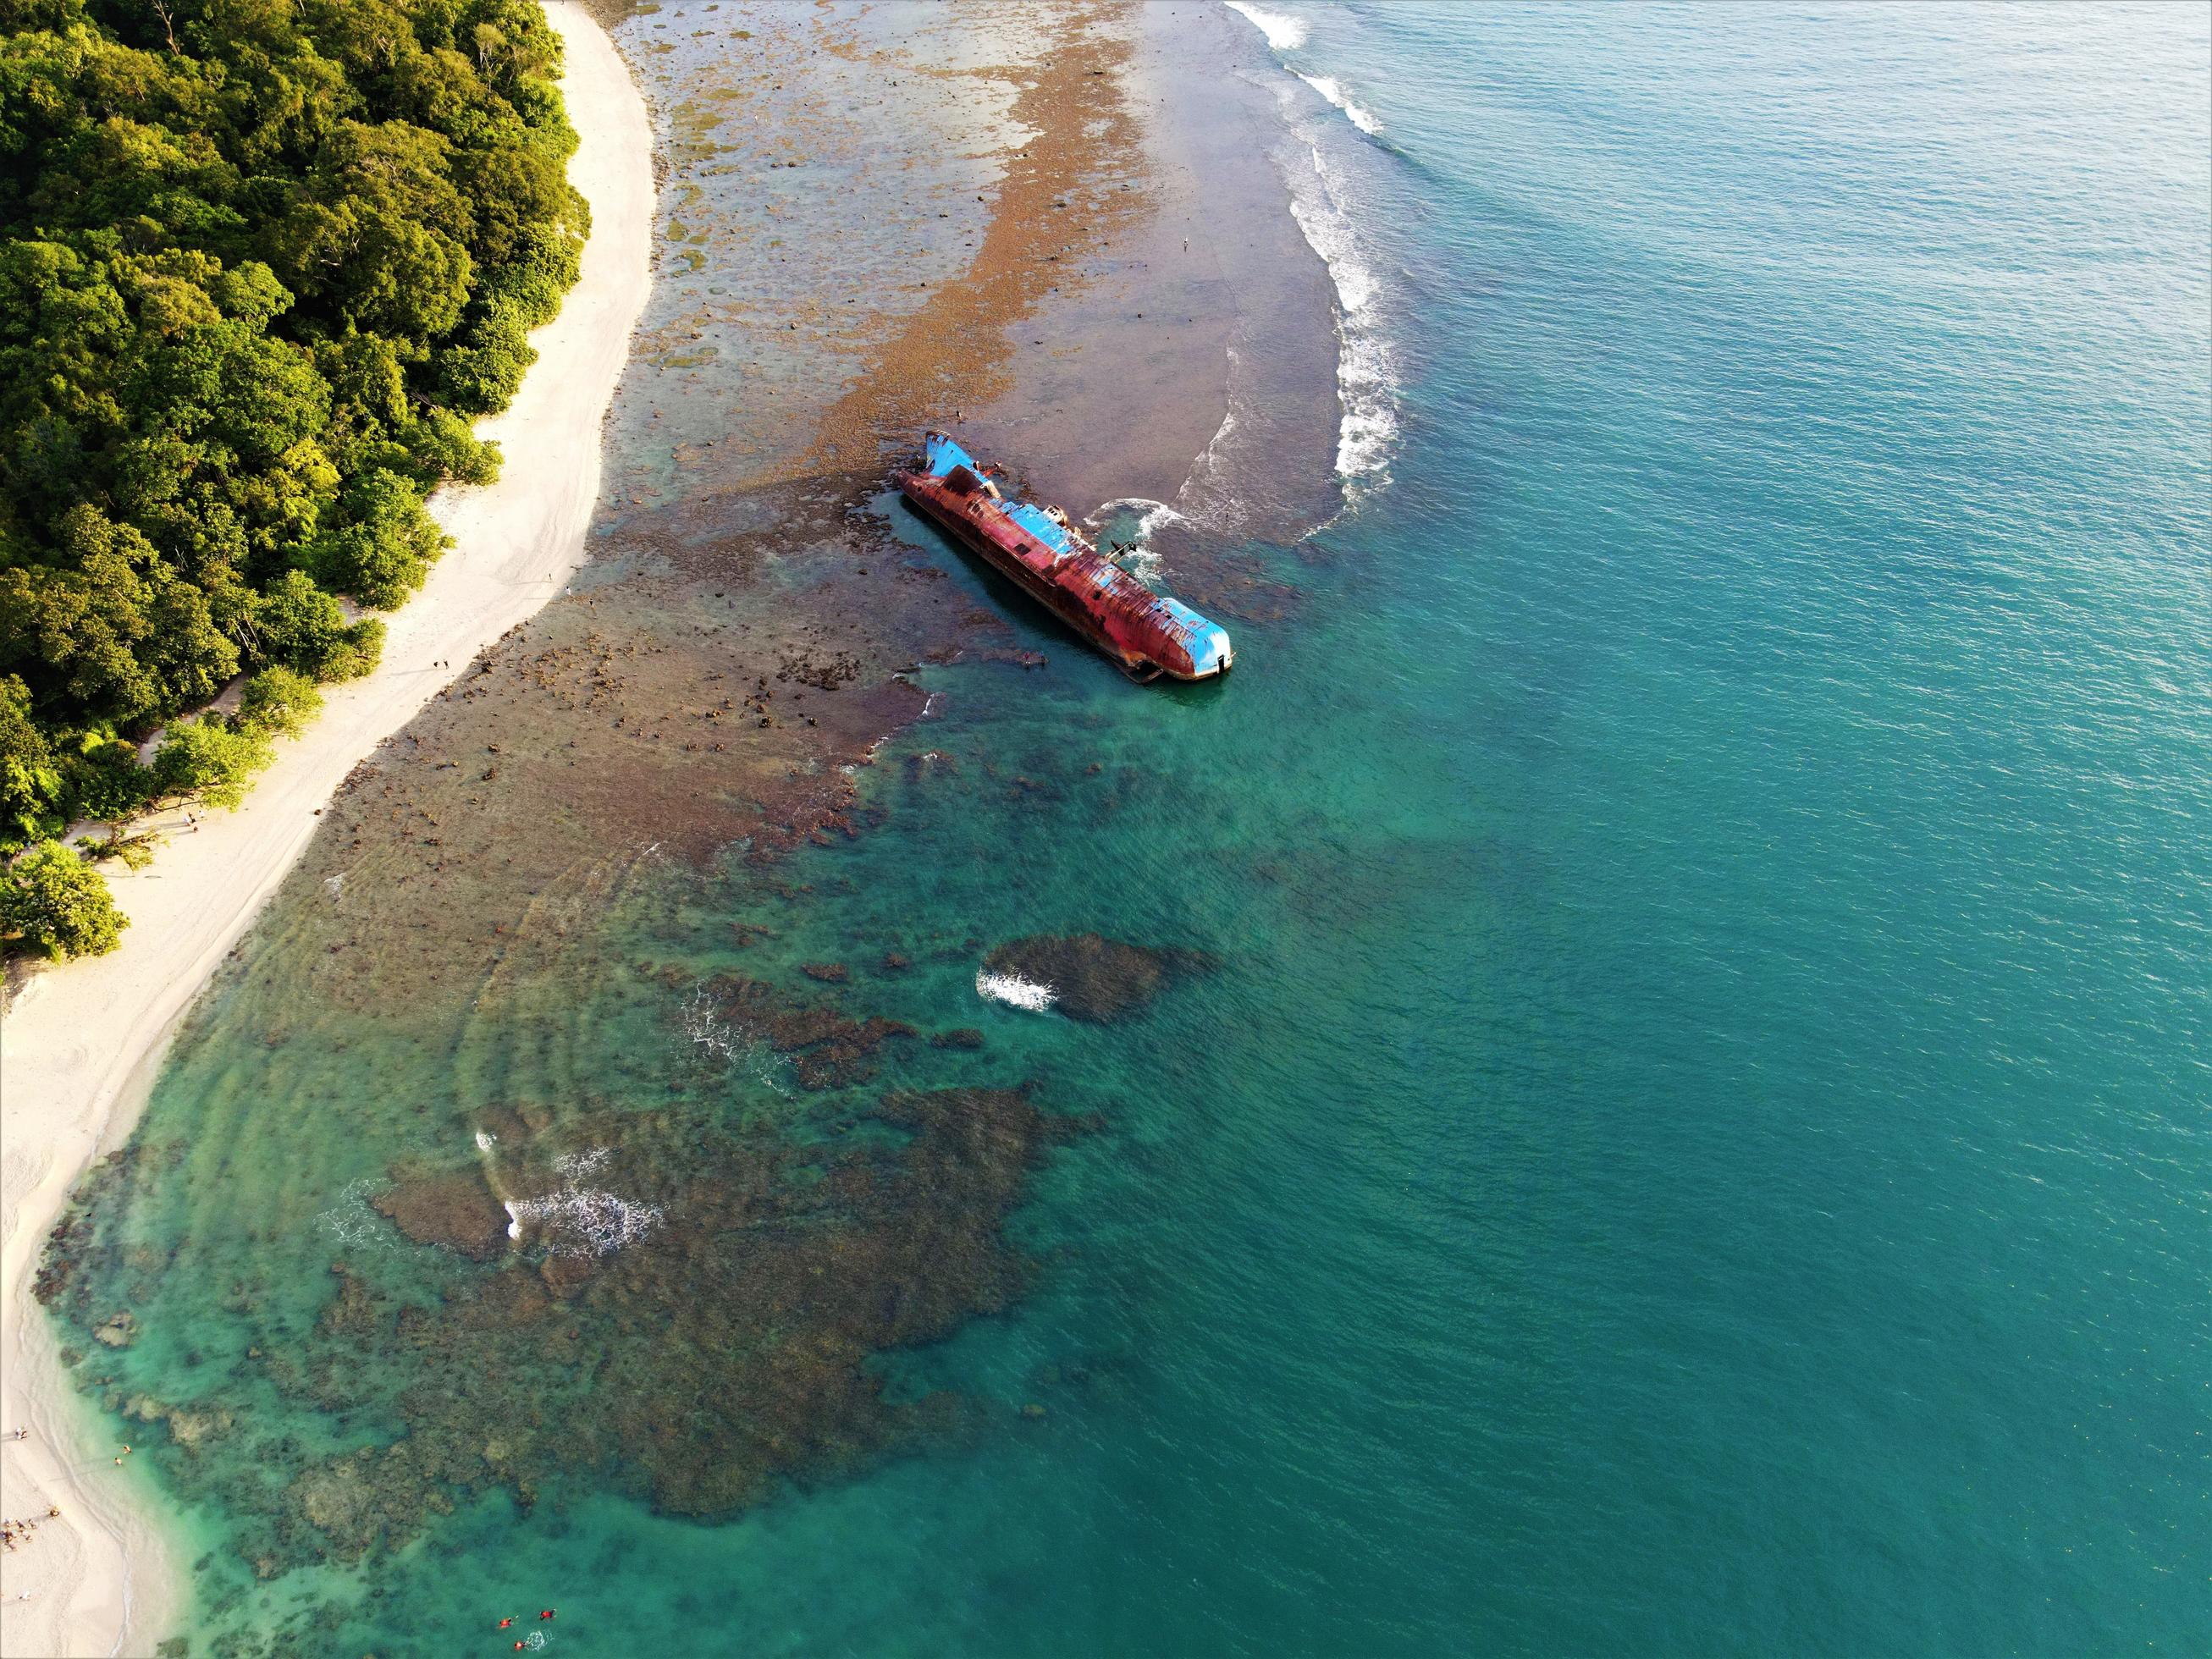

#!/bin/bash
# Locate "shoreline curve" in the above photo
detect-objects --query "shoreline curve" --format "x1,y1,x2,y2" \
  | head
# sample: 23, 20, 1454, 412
0, 7, 654, 1653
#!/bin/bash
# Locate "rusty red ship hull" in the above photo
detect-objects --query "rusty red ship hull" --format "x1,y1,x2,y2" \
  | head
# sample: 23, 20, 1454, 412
896, 432, 1233, 681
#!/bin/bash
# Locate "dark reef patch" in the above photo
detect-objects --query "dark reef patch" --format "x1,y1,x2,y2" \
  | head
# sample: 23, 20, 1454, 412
708, 971, 918, 1089
985, 933, 1218, 1023
43, 1083, 1091, 1577
371, 1171, 509, 1261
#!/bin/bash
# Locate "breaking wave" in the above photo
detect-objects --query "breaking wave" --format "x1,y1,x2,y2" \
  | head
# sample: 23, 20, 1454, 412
1283, 135, 1398, 488
1223, 0, 1306, 51
1086, 496, 1187, 584
504, 1145, 661, 1257
1297, 72, 1382, 135
977, 968, 1056, 1013
681, 982, 792, 1096
1227, 3, 1401, 498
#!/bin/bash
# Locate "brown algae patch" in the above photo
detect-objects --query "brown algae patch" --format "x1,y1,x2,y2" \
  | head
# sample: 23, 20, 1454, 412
803, 2, 1158, 479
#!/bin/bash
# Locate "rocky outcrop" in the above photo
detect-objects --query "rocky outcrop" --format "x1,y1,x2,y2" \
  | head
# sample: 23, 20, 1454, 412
982, 933, 1216, 1022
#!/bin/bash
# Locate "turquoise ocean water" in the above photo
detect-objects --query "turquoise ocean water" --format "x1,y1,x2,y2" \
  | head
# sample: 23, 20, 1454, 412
49, 3, 2211, 1652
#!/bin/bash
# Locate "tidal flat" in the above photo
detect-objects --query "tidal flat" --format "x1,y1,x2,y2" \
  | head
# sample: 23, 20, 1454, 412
33, 3, 1337, 1651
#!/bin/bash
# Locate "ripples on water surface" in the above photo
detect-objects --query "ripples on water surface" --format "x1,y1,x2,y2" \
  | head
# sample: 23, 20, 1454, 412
44, 3, 2210, 1652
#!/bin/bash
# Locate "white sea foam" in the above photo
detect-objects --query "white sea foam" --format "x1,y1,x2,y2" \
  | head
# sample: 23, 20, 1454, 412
506, 1186, 661, 1257
1089, 495, 1189, 540
1223, 0, 1306, 51
1282, 137, 1399, 487
681, 982, 792, 1096
1119, 543, 1166, 584
1297, 72, 1382, 135
1193, 399, 1240, 485
505, 1144, 661, 1257
1086, 496, 1187, 584
977, 968, 1056, 1013
315, 1177, 394, 1253
554, 1146, 610, 1183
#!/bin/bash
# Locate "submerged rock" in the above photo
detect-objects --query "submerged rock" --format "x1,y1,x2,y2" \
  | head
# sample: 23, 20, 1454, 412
713, 973, 916, 1088
372, 1171, 509, 1260
126, 1394, 234, 1451
254, 1083, 1092, 1566
982, 933, 1216, 1022
92, 1310, 137, 1348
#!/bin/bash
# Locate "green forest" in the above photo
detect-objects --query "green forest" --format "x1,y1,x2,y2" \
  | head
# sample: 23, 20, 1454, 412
0, 0, 586, 957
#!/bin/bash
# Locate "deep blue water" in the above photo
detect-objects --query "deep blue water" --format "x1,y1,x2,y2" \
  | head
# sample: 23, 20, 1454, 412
54, 3, 2210, 1653
840, 5, 2212, 1648
707, 5, 2211, 1646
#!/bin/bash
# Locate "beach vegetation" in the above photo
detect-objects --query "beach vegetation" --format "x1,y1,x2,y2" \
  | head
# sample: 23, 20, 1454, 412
80, 823, 161, 870
57, 729, 156, 825
151, 715, 273, 811
0, 673, 65, 850
251, 570, 385, 683
1, 837, 127, 961
0, 0, 586, 954
235, 665, 323, 739
318, 616, 387, 684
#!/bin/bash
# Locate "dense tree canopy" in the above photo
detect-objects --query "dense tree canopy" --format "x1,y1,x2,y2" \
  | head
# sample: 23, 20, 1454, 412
2, 833, 126, 957
0, 0, 584, 852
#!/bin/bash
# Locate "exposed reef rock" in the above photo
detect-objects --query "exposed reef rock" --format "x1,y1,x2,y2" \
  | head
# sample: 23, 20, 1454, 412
711, 972, 917, 1088
983, 932, 1217, 1022
371, 1171, 510, 1260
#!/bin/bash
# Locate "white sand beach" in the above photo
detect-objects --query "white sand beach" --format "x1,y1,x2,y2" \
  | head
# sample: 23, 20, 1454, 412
0, 8, 653, 1651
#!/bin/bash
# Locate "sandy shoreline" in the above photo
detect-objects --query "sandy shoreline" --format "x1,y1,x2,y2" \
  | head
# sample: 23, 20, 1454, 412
0, 8, 653, 1653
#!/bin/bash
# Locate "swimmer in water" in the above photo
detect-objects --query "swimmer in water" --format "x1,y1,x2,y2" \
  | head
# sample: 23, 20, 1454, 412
540, 1609, 556, 1619
498, 1618, 514, 1629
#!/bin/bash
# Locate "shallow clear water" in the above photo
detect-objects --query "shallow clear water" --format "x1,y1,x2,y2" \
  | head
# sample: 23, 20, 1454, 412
50, 3, 2212, 1652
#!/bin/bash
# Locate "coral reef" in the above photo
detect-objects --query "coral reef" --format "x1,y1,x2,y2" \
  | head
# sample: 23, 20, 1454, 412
982, 933, 1216, 1022
371, 1172, 510, 1260
709, 973, 918, 1089
44, 1080, 1089, 1578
